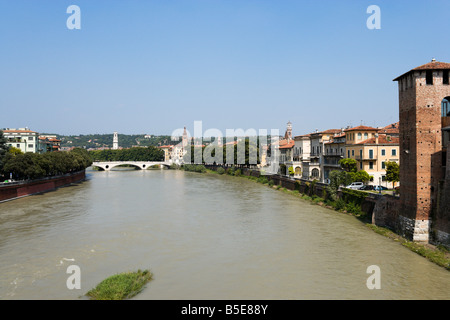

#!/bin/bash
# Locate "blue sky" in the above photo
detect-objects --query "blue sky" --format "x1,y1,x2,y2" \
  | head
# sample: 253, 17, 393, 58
1, 0, 449, 136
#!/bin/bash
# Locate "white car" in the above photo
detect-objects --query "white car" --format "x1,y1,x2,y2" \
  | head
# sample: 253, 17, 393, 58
345, 182, 364, 190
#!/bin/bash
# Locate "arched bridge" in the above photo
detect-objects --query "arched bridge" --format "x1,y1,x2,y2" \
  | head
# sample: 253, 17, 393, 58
92, 161, 171, 171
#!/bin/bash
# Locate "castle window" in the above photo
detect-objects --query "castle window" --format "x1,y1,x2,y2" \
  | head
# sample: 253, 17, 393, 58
426, 70, 433, 85
444, 71, 449, 85
442, 97, 450, 117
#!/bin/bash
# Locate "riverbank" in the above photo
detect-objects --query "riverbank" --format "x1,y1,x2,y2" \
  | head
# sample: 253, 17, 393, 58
177, 164, 450, 271
0, 170, 86, 203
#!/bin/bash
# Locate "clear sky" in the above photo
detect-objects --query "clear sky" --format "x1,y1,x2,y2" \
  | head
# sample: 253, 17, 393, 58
1, 0, 449, 136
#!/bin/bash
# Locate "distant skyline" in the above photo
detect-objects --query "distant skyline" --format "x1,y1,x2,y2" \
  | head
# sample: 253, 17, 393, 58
1, 0, 449, 136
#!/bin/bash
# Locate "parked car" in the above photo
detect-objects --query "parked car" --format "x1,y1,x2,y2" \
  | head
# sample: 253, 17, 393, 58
345, 182, 364, 190
360, 185, 375, 190
373, 185, 388, 191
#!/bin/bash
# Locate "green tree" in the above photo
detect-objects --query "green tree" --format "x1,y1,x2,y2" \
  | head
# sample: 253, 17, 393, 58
0, 130, 8, 171
8, 147, 23, 155
385, 161, 399, 189
352, 170, 370, 183
339, 158, 357, 172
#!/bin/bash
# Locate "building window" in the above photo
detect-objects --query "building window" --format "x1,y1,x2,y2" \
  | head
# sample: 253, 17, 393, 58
382, 175, 386, 181
442, 97, 450, 117
348, 150, 350, 158
28, 144, 33, 148
369, 149, 374, 159
364, 133, 368, 140
357, 133, 362, 140
426, 70, 433, 85
311, 168, 319, 178
382, 161, 386, 169
360, 162, 362, 170
16, 144, 20, 148
369, 162, 374, 170
28, 136, 33, 141
392, 149, 397, 156
359, 150, 363, 159
381, 149, 385, 156
444, 70, 449, 85
352, 150, 355, 156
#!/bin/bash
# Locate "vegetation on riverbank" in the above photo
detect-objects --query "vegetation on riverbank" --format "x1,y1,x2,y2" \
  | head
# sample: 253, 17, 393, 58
86, 269, 153, 300
174, 164, 449, 270
0, 147, 92, 180
89, 146, 164, 162
367, 224, 450, 270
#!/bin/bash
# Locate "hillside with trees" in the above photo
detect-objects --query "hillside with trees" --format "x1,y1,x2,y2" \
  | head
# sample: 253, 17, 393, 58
53, 134, 175, 149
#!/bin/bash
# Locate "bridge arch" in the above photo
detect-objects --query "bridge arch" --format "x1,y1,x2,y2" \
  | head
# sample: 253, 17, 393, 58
92, 161, 171, 171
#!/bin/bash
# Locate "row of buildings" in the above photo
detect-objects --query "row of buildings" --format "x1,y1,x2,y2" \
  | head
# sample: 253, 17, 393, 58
275, 121, 400, 188
1, 128, 61, 154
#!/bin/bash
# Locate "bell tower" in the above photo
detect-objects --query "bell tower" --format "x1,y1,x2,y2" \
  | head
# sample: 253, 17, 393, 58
113, 131, 119, 150
393, 59, 450, 242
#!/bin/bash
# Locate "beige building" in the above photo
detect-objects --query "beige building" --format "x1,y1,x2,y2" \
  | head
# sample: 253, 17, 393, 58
345, 125, 399, 187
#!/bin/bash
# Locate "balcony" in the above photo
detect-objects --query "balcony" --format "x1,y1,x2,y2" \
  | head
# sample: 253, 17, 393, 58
355, 155, 377, 161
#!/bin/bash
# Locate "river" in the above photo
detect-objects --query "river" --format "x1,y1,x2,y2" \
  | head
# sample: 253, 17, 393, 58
0, 168, 449, 300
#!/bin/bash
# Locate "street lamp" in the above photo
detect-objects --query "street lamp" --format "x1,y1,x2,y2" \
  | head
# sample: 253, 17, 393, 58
379, 176, 382, 194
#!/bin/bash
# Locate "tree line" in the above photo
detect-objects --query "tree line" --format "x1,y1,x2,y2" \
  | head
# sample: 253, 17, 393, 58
89, 146, 164, 162
0, 147, 92, 181
182, 139, 260, 165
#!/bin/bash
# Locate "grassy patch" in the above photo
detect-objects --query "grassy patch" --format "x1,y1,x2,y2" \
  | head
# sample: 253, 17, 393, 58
366, 224, 450, 270
86, 269, 153, 300
401, 241, 450, 270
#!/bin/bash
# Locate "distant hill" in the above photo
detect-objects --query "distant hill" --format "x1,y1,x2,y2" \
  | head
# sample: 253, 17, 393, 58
54, 134, 177, 149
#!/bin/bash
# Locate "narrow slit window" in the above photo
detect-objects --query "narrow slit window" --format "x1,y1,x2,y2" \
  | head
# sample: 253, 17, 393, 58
443, 70, 449, 85
426, 70, 433, 85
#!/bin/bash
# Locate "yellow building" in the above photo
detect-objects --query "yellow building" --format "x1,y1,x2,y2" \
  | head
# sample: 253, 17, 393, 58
345, 125, 399, 187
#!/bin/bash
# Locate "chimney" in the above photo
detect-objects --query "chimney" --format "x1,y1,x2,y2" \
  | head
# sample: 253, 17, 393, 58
375, 133, 379, 144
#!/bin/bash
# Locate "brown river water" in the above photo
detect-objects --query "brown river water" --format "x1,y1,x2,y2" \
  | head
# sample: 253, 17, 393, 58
0, 168, 449, 299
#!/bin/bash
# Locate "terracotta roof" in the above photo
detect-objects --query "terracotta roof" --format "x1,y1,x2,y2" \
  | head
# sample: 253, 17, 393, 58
393, 60, 450, 81
356, 134, 399, 145
319, 129, 342, 135
379, 122, 399, 134
276, 139, 295, 149
294, 134, 311, 140
344, 125, 379, 132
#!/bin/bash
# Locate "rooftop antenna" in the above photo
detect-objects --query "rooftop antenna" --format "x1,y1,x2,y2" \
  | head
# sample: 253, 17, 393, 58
431, 58, 436, 62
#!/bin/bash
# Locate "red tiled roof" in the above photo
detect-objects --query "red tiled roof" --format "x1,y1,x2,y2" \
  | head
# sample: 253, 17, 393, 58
344, 125, 379, 132
356, 134, 399, 145
393, 61, 450, 81
319, 129, 342, 134
379, 122, 399, 134
278, 139, 295, 149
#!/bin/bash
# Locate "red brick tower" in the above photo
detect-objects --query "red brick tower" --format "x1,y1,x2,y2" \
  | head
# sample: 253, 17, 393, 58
393, 60, 450, 242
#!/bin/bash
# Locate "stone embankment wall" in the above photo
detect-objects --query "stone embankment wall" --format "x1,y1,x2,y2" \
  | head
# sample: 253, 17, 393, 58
0, 170, 86, 203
